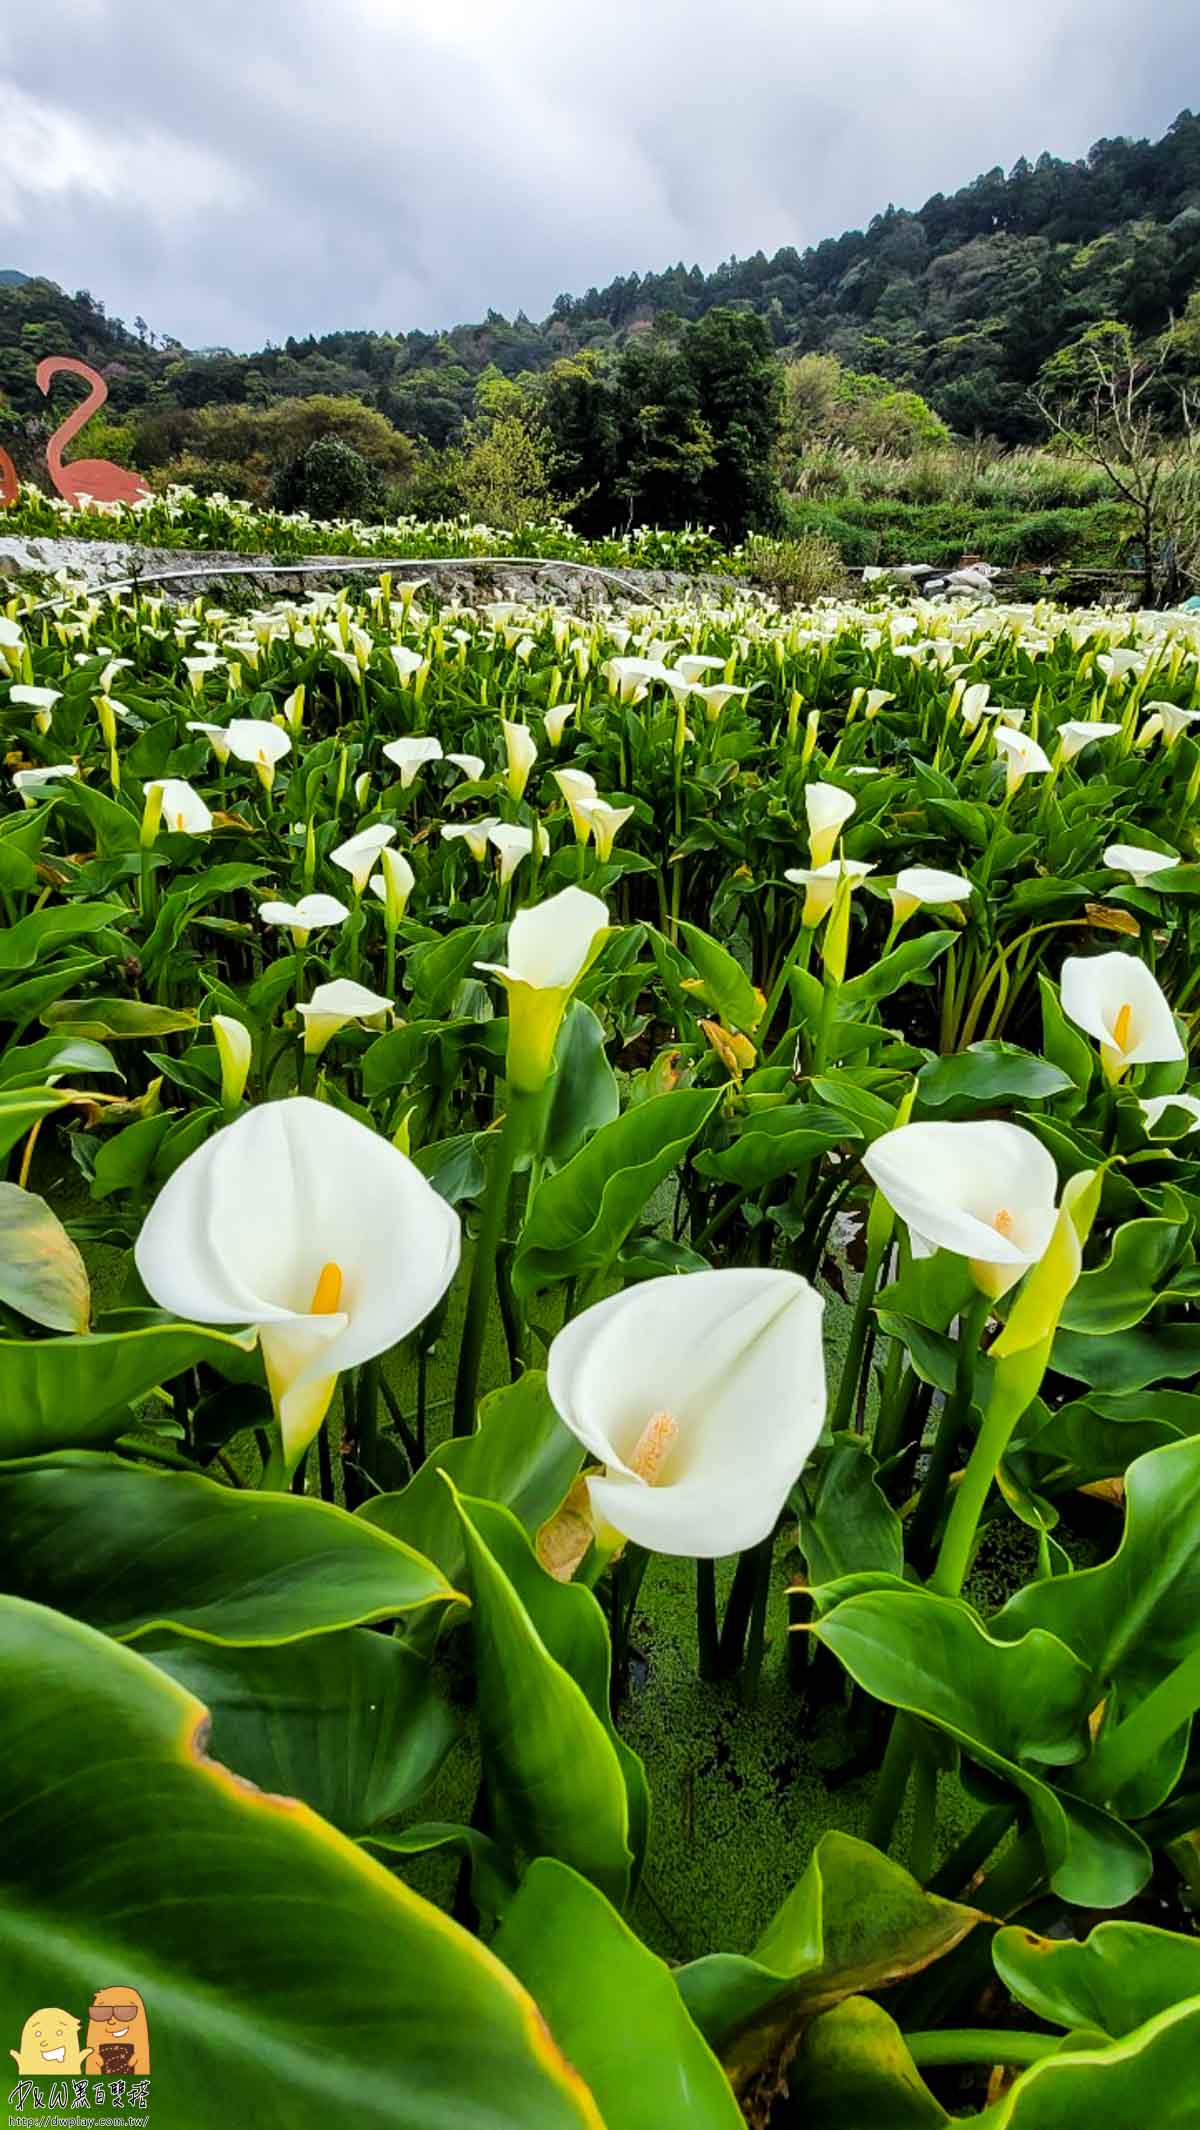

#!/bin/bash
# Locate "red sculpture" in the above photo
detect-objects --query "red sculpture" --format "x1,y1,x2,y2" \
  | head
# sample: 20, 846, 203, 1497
0, 447, 16, 508
36, 357, 150, 508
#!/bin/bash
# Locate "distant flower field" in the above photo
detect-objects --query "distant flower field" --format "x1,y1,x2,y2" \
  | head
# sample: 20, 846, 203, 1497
3, 568, 1200, 2125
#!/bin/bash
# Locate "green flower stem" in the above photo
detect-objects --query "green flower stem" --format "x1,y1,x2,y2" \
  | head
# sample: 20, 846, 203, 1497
452, 1089, 536, 1437
760, 922, 813, 1043
866, 1710, 917, 1854
908, 1290, 993, 1570
905, 2030, 1059, 2071
1076, 1649, 1200, 1805
928, 1802, 1018, 1898
932, 1340, 1022, 1600
718, 1538, 773, 1679
830, 1194, 893, 1435
696, 1559, 721, 1682
908, 1749, 939, 1884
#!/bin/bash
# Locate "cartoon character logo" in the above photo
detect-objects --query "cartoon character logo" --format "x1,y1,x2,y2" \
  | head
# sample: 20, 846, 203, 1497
10, 2007, 88, 2076
84, 1987, 151, 2077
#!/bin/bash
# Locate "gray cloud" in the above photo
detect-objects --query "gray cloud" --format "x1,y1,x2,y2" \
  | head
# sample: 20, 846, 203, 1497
0, 0, 1192, 350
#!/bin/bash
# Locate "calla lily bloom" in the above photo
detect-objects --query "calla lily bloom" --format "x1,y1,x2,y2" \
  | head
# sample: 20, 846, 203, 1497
501, 719, 538, 800
390, 644, 424, 683
1138, 704, 1200, 749
212, 1014, 252, 1110
1060, 952, 1185, 1082
546, 1268, 826, 1557
1103, 843, 1179, 886
297, 979, 393, 1057
864, 1120, 1059, 1300
331, 822, 396, 894
959, 682, 991, 732
605, 656, 672, 704
579, 798, 635, 863
369, 846, 416, 924
12, 763, 78, 802
383, 735, 442, 789
146, 778, 213, 836
478, 886, 609, 1092
225, 719, 292, 792
259, 892, 349, 947
446, 751, 485, 782
690, 683, 748, 720
9, 685, 60, 732
442, 817, 501, 863
994, 727, 1051, 795
890, 865, 973, 927
804, 783, 856, 866
554, 767, 599, 842
673, 654, 727, 686
186, 719, 232, 764
488, 821, 549, 886
134, 1097, 460, 1474
543, 703, 577, 746
1057, 719, 1121, 762
784, 858, 875, 927
1141, 1093, 1200, 1136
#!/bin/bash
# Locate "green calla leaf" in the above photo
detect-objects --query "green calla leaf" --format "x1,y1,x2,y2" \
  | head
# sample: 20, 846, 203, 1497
541, 999, 620, 1171
796, 1434, 903, 1583
0, 1317, 260, 1455
676, 1831, 980, 2100
0, 1595, 606, 2130
808, 1585, 1150, 1906
0, 1454, 461, 1643
358, 1369, 582, 1596
0, 1180, 90, 1331
789, 1997, 950, 2129
495, 1859, 744, 2130
916, 1041, 1073, 1114
146, 1628, 458, 1835
450, 1486, 636, 1908
1058, 1216, 1186, 1333
994, 1919, 1200, 2042
513, 1087, 721, 1298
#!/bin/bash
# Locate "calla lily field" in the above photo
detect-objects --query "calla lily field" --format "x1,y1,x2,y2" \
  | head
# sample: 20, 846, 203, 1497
4, 559, 1200, 2125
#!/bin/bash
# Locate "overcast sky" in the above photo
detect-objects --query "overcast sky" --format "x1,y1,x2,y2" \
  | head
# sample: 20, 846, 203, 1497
0, 0, 1191, 352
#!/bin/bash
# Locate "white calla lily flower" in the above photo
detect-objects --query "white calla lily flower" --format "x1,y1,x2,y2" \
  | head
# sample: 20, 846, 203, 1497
543, 702, 578, 746
1057, 719, 1121, 762
297, 978, 393, 1057
959, 682, 991, 732
554, 767, 599, 842
186, 719, 232, 764
331, 822, 396, 894
225, 719, 292, 773
446, 751, 485, 782
690, 682, 748, 720
605, 656, 672, 704
1103, 843, 1179, 886
1137, 703, 1200, 749
389, 644, 424, 683
891, 866, 973, 927
487, 821, 549, 886
579, 798, 635, 863
10, 685, 61, 732
1141, 1093, 1200, 1137
134, 1097, 460, 1473
864, 1120, 1059, 1300
1060, 952, 1185, 1082
259, 892, 349, 947
442, 817, 501, 863
994, 727, 1051, 794
501, 719, 538, 799
146, 778, 213, 836
478, 885, 610, 1092
805, 783, 856, 867
383, 735, 442, 788
369, 846, 416, 923
212, 1014, 253, 1110
547, 1268, 826, 1557
12, 763, 78, 802
784, 858, 875, 927
672, 655, 727, 686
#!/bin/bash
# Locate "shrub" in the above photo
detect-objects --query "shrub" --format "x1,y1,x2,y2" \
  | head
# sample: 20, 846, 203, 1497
274, 436, 379, 520
741, 530, 848, 603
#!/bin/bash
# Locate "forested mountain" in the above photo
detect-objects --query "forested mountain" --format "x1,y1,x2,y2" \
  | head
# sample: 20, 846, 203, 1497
2, 110, 1198, 453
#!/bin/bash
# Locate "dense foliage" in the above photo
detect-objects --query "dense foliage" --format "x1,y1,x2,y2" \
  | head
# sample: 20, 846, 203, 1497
3, 113, 1199, 555
2, 567, 1200, 2122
